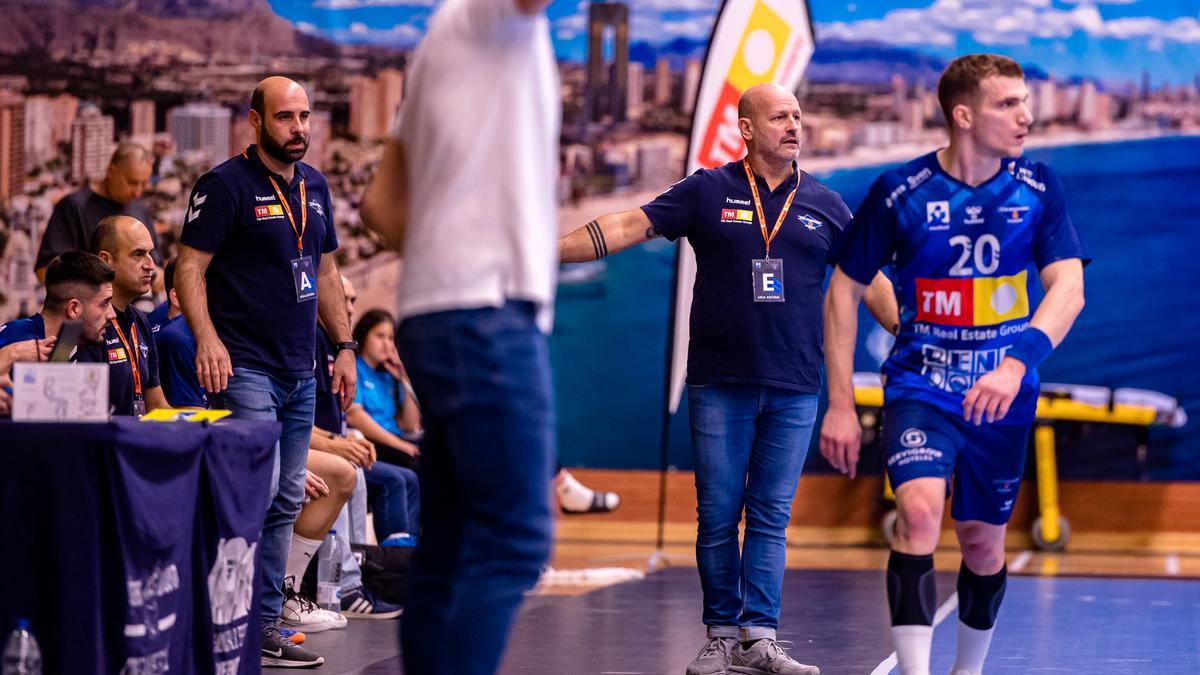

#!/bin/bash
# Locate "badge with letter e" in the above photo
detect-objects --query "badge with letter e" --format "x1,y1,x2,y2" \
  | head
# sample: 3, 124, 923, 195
752, 258, 785, 303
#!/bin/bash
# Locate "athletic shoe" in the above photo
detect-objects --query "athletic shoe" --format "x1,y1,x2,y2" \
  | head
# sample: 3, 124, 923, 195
686, 636, 736, 675
261, 624, 323, 669
281, 579, 348, 633
729, 639, 819, 675
558, 470, 621, 514
340, 586, 403, 619
278, 627, 305, 645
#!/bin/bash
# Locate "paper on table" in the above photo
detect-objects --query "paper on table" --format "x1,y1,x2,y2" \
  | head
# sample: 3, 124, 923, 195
12, 362, 110, 422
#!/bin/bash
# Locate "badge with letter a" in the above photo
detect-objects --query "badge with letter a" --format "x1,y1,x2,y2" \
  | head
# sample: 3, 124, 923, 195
291, 256, 317, 303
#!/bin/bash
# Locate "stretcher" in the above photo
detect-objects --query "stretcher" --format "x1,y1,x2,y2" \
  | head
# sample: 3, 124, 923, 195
852, 372, 1188, 551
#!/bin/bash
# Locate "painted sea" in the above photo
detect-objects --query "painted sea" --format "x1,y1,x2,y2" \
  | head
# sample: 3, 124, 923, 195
551, 135, 1200, 480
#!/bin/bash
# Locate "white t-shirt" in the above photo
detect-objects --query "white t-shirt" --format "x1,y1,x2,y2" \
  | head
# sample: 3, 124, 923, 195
394, 0, 561, 333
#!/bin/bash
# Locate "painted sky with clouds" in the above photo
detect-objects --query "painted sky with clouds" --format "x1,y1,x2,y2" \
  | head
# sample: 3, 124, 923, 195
268, 0, 1200, 85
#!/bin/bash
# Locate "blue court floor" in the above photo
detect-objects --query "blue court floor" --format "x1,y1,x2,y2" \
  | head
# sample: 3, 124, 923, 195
301, 566, 1200, 674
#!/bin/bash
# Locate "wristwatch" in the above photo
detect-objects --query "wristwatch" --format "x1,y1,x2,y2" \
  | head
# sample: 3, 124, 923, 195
334, 341, 359, 353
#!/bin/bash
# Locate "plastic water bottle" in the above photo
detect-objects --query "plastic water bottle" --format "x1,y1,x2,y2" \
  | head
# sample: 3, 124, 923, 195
2, 619, 42, 675
316, 530, 344, 612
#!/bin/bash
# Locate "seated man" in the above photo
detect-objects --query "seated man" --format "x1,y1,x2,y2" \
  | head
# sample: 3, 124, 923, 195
278, 453, 357, 638
90, 215, 169, 415
151, 259, 205, 408
0, 251, 116, 362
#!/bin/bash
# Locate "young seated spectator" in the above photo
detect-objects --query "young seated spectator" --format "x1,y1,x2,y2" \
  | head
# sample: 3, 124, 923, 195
347, 309, 421, 470
0, 252, 115, 354
0, 249, 118, 379
152, 259, 205, 408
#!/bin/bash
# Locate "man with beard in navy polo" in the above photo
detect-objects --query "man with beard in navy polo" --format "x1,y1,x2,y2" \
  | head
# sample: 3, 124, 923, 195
175, 76, 356, 669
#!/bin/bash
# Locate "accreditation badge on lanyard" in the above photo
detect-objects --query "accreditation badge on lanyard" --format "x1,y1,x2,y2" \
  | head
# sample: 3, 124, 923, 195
743, 159, 798, 303
269, 176, 316, 303
109, 317, 145, 416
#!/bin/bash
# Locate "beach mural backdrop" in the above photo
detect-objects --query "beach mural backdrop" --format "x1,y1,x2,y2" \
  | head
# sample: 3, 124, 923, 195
0, 0, 1197, 476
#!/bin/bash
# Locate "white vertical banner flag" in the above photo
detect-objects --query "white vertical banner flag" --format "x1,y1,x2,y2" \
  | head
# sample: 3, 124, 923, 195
667, 0, 816, 414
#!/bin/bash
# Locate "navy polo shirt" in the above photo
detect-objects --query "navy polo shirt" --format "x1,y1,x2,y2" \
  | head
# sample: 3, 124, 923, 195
312, 326, 343, 435
641, 161, 852, 393
103, 305, 160, 415
179, 145, 338, 379
154, 314, 206, 408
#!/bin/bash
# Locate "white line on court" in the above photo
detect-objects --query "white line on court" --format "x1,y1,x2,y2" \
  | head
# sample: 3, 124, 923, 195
1011, 550, 1034, 573
869, 593, 960, 675
1166, 553, 1181, 576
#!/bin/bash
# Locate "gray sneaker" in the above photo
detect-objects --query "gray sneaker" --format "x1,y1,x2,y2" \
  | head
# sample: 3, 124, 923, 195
728, 639, 819, 675
686, 636, 737, 675
261, 624, 324, 668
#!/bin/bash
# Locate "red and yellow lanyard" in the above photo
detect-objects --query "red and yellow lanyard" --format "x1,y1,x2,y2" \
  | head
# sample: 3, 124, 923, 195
268, 175, 307, 254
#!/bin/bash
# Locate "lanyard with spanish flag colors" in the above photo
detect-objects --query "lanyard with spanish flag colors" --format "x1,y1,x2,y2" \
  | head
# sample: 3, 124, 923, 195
268, 175, 307, 254
109, 317, 142, 398
742, 158, 799, 259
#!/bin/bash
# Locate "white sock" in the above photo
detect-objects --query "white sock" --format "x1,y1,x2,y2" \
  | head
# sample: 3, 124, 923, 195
892, 625, 933, 675
284, 533, 323, 592
950, 621, 995, 675
557, 470, 596, 511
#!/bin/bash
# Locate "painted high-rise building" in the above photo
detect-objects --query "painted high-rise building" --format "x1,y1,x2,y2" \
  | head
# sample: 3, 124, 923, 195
71, 104, 115, 183
586, 2, 629, 123
0, 91, 26, 203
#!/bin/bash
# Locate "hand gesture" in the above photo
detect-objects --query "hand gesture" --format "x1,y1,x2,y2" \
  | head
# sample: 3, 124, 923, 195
195, 334, 233, 393
819, 405, 863, 479
332, 349, 357, 412
304, 470, 330, 501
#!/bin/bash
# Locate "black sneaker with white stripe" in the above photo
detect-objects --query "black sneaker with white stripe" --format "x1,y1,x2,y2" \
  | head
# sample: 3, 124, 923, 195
261, 624, 324, 668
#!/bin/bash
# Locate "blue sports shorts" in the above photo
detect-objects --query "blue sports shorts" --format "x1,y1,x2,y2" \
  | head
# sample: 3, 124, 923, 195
882, 399, 1031, 525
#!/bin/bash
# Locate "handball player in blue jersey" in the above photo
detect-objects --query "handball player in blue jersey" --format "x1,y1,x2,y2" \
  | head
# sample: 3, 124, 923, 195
821, 54, 1088, 675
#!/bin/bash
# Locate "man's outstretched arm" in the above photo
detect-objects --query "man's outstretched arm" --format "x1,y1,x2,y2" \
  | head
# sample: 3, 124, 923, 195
560, 208, 660, 263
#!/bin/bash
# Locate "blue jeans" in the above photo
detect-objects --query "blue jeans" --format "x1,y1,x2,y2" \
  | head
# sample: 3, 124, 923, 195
397, 302, 555, 675
212, 367, 315, 625
364, 460, 421, 539
688, 383, 818, 641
